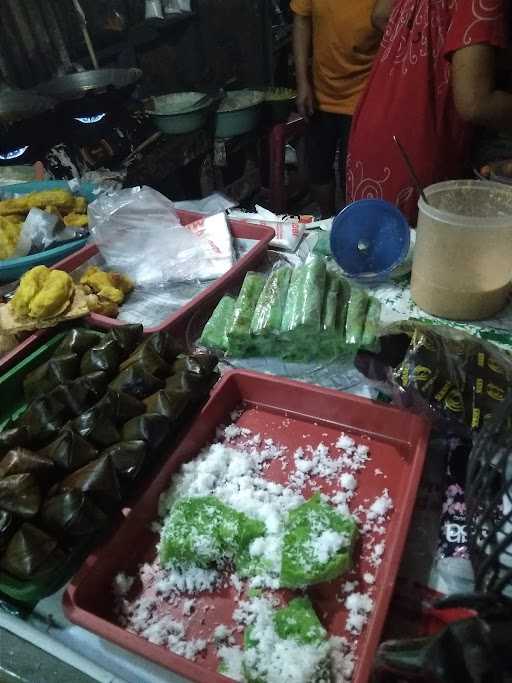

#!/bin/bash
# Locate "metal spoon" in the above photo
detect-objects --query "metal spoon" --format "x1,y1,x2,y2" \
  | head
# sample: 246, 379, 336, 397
393, 135, 430, 205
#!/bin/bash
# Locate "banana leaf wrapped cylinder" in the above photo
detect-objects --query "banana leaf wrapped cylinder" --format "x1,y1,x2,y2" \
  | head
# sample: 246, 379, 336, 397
109, 363, 165, 399
319, 271, 348, 358
72, 404, 120, 448
56, 328, 105, 357
59, 455, 121, 511
121, 414, 170, 450
95, 390, 146, 425
283, 256, 326, 337
40, 491, 108, 540
227, 272, 266, 357
0, 510, 17, 551
0, 474, 41, 519
250, 266, 292, 352
0, 523, 65, 580
23, 353, 81, 401
143, 330, 182, 364
18, 395, 69, 444
102, 441, 147, 480
361, 298, 382, 351
80, 338, 121, 377
199, 296, 236, 352
119, 345, 170, 379
280, 264, 307, 335
0, 449, 54, 482
345, 287, 369, 347
39, 429, 98, 473
106, 324, 144, 357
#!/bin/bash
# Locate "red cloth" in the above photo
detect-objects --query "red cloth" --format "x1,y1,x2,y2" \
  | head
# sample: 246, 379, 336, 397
346, 0, 506, 224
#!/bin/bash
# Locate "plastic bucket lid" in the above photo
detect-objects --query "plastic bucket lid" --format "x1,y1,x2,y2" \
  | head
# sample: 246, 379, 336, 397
330, 199, 410, 280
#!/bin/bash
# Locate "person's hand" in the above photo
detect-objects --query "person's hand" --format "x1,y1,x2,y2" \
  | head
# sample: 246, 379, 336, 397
296, 80, 314, 121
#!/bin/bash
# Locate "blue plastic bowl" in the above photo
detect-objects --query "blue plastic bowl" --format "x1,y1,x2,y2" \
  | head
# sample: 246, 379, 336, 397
0, 180, 98, 283
330, 199, 410, 282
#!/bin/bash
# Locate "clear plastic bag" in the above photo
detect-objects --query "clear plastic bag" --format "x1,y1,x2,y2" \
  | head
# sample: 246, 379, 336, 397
13, 208, 60, 257
88, 186, 235, 286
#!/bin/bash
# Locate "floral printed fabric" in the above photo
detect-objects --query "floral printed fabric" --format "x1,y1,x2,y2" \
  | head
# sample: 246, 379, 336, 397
346, 0, 506, 224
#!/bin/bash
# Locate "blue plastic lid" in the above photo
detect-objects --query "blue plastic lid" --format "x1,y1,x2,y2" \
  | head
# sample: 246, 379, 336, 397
330, 199, 410, 281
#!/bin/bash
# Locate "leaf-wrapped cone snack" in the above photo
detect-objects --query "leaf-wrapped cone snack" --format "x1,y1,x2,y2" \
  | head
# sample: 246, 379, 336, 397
109, 364, 165, 399
39, 429, 98, 472
96, 390, 146, 425
121, 414, 169, 449
143, 390, 179, 419
0, 448, 54, 481
50, 377, 102, 416
166, 370, 214, 400
119, 346, 170, 379
19, 395, 70, 444
23, 353, 81, 401
0, 510, 17, 551
144, 330, 182, 363
72, 405, 120, 448
40, 491, 108, 539
81, 371, 110, 399
0, 474, 41, 518
152, 388, 191, 423
172, 351, 218, 379
80, 338, 121, 377
107, 324, 144, 356
59, 455, 121, 510
56, 328, 105, 356
0, 426, 33, 453
0, 523, 64, 580
102, 441, 147, 480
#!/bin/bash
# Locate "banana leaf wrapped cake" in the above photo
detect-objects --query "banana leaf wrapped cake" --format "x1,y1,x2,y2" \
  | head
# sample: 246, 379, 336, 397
0, 325, 218, 593
198, 258, 381, 362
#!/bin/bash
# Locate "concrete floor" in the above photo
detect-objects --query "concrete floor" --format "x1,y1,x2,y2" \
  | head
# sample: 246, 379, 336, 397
0, 628, 96, 683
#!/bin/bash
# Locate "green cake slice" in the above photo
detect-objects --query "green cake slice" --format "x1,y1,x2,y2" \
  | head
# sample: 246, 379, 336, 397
280, 494, 358, 588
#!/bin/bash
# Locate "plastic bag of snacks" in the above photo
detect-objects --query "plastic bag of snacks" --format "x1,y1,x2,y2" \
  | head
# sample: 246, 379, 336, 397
355, 320, 512, 435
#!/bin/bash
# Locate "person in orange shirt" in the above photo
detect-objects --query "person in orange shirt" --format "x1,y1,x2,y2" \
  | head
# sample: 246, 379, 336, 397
291, 0, 380, 217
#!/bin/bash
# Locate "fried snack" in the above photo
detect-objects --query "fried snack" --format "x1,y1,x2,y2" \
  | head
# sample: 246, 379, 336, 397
11, 266, 74, 320
85, 293, 120, 318
0, 216, 23, 259
73, 197, 88, 214
80, 266, 134, 318
63, 213, 89, 228
0, 189, 76, 216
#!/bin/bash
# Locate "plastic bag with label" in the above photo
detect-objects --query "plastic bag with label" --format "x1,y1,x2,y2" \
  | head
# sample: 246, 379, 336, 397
88, 186, 235, 286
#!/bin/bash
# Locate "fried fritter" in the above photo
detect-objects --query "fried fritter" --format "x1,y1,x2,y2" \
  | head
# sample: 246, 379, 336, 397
11, 266, 74, 320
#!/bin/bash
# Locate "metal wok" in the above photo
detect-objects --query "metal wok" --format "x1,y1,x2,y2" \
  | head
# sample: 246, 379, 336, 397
34, 68, 142, 101
0, 91, 56, 124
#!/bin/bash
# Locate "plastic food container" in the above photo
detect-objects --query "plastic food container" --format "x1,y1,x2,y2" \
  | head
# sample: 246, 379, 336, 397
0, 180, 98, 283
215, 90, 264, 138
64, 370, 430, 683
0, 212, 273, 375
411, 180, 512, 320
147, 93, 212, 135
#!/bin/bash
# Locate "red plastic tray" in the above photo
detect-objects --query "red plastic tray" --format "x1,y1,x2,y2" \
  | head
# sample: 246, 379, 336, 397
64, 370, 430, 683
0, 211, 273, 374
